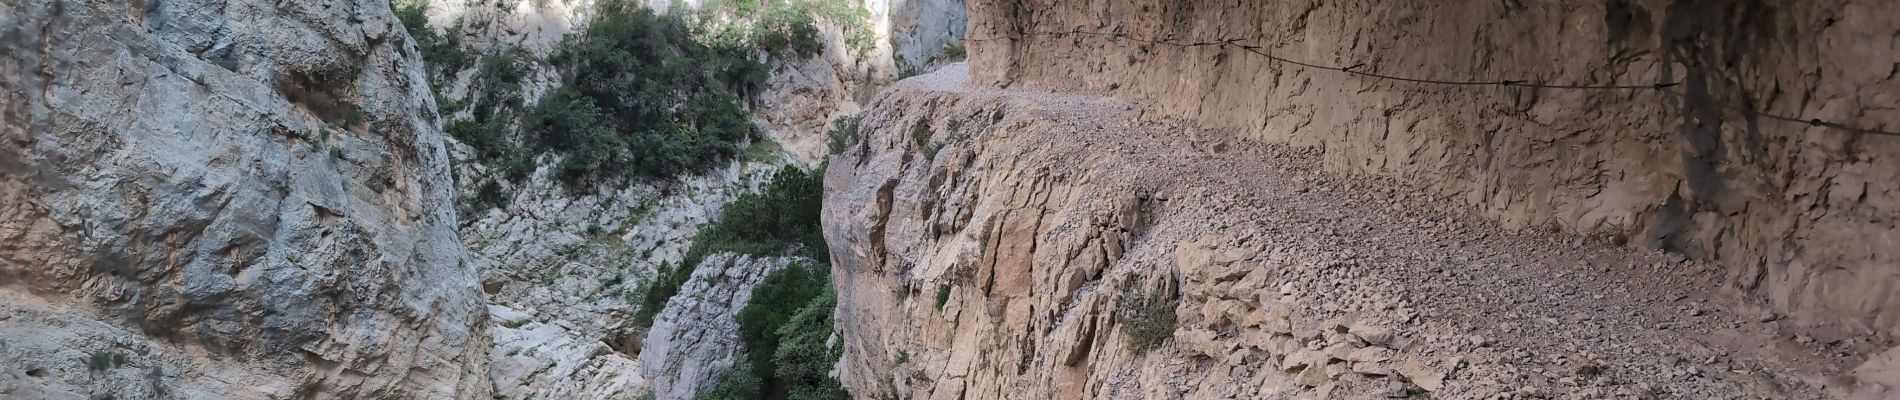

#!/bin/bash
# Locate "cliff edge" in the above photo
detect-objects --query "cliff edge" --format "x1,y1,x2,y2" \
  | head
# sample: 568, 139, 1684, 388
824, 64, 1890, 399
967, 0, 1900, 337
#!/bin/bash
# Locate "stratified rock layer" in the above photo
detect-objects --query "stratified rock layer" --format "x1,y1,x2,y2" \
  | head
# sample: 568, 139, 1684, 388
966, 0, 1900, 337
0, 0, 489, 397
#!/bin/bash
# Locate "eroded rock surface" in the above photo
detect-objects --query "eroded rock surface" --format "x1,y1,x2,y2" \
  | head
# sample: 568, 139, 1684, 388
0, 0, 489, 397
639, 254, 797, 400
966, 0, 1900, 337
435, 1, 968, 397
823, 64, 1871, 400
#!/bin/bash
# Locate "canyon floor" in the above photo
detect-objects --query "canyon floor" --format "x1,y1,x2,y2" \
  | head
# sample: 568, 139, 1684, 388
851, 64, 1889, 399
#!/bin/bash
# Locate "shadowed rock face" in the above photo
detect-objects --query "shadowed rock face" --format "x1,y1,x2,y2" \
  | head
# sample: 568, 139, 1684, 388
0, 0, 489, 397
965, 0, 1900, 336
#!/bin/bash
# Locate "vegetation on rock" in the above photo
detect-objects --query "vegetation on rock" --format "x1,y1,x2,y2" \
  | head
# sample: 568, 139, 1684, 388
636, 165, 827, 327
1118, 286, 1179, 354
529, 1, 766, 183
703, 262, 848, 400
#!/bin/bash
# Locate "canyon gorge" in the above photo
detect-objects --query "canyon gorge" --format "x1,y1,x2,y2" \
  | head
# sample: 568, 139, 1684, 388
2, 0, 1897, 399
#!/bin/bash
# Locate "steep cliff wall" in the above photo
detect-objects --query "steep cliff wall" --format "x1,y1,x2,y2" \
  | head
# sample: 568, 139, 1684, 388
0, 0, 489, 398
965, 0, 1900, 336
825, 65, 1881, 400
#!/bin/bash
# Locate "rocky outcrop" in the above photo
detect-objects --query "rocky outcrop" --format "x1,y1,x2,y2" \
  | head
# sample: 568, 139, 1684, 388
884, 0, 968, 70
751, 0, 971, 164
0, 0, 489, 397
489, 303, 648, 400
639, 254, 795, 400
750, 26, 884, 165
823, 65, 1865, 399
966, 0, 1900, 337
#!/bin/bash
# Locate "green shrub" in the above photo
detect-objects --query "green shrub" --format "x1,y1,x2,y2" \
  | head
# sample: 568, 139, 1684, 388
1117, 286, 1178, 354
736, 262, 828, 374
636, 164, 826, 326
939, 40, 965, 61
471, 179, 507, 209
394, 0, 471, 79
705, 262, 848, 400
702, 362, 765, 400
709, 0, 874, 58
85, 351, 125, 372
825, 116, 860, 154
677, 165, 828, 270
446, 117, 512, 158
522, 1, 764, 184
769, 287, 849, 400
633, 260, 692, 327
753, 5, 823, 57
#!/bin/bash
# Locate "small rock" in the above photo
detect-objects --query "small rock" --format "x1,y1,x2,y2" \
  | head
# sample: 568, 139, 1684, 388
1353, 360, 1394, 376
1398, 358, 1446, 392
1755, 310, 1780, 322
1574, 363, 1602, 377
1348, 321, 1395, 346
1323, 342, 1360, 362
1325, 362, 1351, 378
1382, 382, 1412, 398
1349, 347, 1395, 363
1283, 349, 1326, 372
1314, 382, 1339, 400
1294, 365, 1331, 387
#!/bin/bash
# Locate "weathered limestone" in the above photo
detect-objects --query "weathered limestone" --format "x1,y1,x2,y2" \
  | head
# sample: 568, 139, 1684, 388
0, 0, 490, 397
639, 254, 797, 400
823, 64, 1861, 400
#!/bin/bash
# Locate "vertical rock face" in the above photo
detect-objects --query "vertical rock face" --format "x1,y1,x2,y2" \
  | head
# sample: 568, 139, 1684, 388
0, 0, 489, 398
638, 254, 794, 400
886, 0, 968, 70
965, 0, 1900, 336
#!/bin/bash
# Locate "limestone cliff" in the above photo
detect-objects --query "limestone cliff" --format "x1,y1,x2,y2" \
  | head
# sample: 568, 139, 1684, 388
638, 254, 796, 400
0, 0, 490, 398
964, 0, 1900, 337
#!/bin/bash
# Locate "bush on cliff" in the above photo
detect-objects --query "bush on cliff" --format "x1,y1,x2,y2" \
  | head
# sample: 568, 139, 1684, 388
635, 165, 827, 328
526, 1, 765, 184
703, 262, 848, 400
